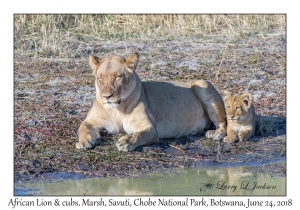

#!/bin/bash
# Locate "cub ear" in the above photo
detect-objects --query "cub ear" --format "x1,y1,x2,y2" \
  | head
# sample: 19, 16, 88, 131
222, 90, 231, 101
240, 92, 252, 108
125, 52, 139, 73
89, 54, 103, 76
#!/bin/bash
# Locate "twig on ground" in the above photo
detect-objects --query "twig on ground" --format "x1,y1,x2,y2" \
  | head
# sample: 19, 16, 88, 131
169, 144, 186, 153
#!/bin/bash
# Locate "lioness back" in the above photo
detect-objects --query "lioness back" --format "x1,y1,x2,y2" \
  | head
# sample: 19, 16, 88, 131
143, 82, 210, 138
223, 91, 256, 143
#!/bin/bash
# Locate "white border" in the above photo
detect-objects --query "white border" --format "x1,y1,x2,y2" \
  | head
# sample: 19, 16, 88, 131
2, 0, 298, 209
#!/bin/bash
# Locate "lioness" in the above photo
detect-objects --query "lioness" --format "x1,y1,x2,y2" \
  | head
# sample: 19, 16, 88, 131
76, 52, 227, 151
223, 91, 256, 143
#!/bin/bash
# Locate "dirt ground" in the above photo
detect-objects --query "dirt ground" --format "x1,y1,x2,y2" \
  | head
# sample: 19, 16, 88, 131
14, 28, 286, 181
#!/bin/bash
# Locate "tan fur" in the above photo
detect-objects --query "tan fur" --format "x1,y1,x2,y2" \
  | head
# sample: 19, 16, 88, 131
222, 91, 256, 143
76, 52, 227, 151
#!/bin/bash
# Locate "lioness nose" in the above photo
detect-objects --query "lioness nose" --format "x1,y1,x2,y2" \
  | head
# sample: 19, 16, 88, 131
103, 94, 113, 100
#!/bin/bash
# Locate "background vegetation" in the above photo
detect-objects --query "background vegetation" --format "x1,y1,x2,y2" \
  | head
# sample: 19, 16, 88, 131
14, 14, 285, 58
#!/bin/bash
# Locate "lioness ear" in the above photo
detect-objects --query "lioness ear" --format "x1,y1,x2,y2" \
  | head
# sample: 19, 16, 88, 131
89, 54, 103, 76
222, 90, 231, 101
240, 92, 252, 108
125, 52, 139, 73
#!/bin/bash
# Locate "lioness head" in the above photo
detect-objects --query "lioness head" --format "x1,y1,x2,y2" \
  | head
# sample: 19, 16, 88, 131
223, 91, 253, 122
89, 52, 139, 109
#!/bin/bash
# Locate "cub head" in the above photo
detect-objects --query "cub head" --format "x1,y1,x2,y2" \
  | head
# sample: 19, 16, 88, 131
223, 91, 253, 122
89, 52, 139, 109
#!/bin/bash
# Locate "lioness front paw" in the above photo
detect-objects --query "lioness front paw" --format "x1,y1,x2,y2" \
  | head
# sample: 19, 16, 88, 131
116, 135, 135, 152
76, 135, 96, 149
205, 129, 225, 140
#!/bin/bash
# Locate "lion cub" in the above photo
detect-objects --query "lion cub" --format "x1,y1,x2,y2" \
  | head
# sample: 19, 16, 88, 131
223, 91, 256, 143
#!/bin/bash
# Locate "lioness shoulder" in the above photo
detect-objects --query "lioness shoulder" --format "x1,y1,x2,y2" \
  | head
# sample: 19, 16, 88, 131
223, 91, 256, 143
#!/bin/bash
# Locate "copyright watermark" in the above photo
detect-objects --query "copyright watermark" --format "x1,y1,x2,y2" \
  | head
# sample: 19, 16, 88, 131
199, 181, 276, 192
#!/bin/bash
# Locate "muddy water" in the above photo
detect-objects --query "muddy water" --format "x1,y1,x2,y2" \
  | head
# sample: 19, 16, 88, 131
15, 165, 285, 196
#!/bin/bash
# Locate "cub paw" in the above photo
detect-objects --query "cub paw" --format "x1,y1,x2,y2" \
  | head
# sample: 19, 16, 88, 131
238, 132, 249, 142
206, 129, 225, 140
116, 135, 135, 152
223, 135, 237, 143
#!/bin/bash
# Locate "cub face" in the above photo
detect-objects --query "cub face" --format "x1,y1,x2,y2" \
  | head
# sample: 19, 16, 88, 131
89, 53, 139, 109
223, 91, 253, 122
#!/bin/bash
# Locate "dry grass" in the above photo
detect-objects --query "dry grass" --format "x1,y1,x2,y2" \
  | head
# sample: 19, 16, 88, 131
255, 115, 285, 136
14, 14, 285, 58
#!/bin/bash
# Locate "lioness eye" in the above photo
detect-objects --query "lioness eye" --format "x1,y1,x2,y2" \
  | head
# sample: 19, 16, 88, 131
236, 106, 240, 110
115, 75, 122, 80
227, 106, 230, 109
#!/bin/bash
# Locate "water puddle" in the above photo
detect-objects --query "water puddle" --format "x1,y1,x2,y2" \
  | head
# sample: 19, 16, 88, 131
15, 164, 285, 196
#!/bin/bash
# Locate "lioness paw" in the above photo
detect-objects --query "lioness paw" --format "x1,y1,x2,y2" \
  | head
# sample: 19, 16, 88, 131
116, 136, 135, 152
205, 130, 225, 141
76, 136, 96, 149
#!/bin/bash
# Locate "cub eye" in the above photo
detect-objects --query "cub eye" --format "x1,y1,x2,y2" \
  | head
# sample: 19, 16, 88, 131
235, 106, 240, 110
227, 106, 230, 109
97, 77, 102, 81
